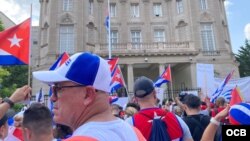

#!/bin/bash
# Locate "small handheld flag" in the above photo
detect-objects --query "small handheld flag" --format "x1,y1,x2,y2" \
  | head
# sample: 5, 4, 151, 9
210, 70, 234, 103
154, 65, 171, 87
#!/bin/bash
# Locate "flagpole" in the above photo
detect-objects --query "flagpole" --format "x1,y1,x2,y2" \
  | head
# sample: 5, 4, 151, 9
108, 0, 111, 59
28, 4, 32, 87
118, 65, 128, 97
169, 64, 174, 99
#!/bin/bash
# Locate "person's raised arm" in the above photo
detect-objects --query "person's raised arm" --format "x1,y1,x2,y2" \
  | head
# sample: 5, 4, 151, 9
0, 85, 31, 118
201, 104, 230, 141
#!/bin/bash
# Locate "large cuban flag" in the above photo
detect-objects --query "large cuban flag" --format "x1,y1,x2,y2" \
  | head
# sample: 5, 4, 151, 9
0, 18, 30, 65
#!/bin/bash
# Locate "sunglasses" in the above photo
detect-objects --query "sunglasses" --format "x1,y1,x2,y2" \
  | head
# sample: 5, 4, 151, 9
52, 84, 85, 98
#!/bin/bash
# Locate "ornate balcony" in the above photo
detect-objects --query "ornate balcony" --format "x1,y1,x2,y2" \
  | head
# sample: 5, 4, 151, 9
94, 41, 199, 57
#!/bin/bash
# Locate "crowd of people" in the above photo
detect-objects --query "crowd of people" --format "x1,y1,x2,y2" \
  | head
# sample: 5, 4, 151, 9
1, 52, 250, 141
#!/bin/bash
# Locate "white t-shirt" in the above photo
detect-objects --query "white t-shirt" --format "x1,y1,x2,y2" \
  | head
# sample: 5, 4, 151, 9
73, 118, 139, 141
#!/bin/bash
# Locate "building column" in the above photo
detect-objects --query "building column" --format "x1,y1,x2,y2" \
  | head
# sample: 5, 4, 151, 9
127, 64, 134, 94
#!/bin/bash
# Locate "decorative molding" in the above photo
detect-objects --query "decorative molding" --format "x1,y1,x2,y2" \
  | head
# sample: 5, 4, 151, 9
60, 13, 74, 24
150, 21, 168, 25
127, 22, 144, 25
111, 22, 122, 26
97, 0, 104, 2
120, 0, 127, 3
176, 20, 188, 27
43, 22, 49, 29
199, 12, 214, 22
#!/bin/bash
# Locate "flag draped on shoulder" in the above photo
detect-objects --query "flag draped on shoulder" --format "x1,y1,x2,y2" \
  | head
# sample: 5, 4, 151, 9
0, 18, 31, 65
210, 70, 234, 103
154, 65, 172, 87
230, 86, 244, 106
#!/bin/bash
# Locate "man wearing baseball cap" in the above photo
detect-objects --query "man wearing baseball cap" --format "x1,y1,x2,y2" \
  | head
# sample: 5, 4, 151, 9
126, 76, 193, 141
33, 52, 145, 141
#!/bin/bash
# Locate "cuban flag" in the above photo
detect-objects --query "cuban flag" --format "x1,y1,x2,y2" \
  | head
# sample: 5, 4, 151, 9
220, 89, 233, 102
105, 3, 110, 31
49, 52, 70, 70
48, 52, 70, 110
109, 95, 119, 104
36, 88, 44, 103
110, 66, 125, 93
210, 70, 234, 103
0, 18, 30, 65
5, 126, 23, 141
154, 65, 172, 87
230, 86, 244, 106
107, 58, 119, 75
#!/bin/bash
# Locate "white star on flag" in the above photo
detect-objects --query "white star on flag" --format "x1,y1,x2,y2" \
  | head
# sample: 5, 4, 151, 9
148, 112, 164, 123
115, 74, 121, 79
8, 34, 23, 48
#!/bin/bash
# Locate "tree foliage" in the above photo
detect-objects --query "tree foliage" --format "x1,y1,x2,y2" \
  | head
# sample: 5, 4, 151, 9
0, 19, 4, 31
235, 40, 250, 77
0, 66, 28, 97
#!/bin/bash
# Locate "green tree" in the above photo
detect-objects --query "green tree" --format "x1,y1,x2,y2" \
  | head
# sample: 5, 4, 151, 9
235, 40, 250, 77
0, 19, 4, 31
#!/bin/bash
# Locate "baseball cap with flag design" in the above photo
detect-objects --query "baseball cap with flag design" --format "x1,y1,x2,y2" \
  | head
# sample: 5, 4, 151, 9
229, 102, 250, 125
33, 52, 111, 93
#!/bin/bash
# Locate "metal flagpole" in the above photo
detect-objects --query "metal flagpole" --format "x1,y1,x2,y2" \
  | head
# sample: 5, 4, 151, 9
108, 0, 111, 59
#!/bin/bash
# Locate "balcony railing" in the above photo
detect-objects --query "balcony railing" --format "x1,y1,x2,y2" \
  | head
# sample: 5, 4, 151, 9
201, 50, 221, 56
94, 41, 198, 56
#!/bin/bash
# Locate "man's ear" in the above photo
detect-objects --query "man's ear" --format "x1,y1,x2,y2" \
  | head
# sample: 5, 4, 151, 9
23, 127, 32, 140
83, 86, 96, 106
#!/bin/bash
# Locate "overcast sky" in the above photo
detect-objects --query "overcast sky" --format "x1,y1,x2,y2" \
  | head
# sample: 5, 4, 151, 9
0, 0, 249, 54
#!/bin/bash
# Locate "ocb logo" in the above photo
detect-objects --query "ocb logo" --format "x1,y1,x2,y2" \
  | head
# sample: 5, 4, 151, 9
226, 129, 246, 136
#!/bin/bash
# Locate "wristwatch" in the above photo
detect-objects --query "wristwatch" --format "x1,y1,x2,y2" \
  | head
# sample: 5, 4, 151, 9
2, 97, 14, 108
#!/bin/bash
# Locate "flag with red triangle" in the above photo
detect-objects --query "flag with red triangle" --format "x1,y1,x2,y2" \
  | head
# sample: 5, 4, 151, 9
48, 52, 70, 111
0, 18, 31, 65
107, 58, 119, 75
49, 52, 70, 70
110, 66, 126, 93
154, 64, 172, 87
230, 86, 244, 106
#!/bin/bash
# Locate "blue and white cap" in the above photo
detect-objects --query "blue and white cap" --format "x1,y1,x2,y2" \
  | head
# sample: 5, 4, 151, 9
33, 52, 111, 93
229, 102, 250, 125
